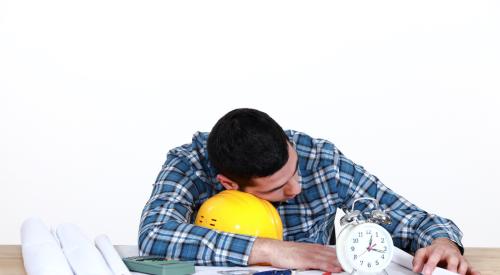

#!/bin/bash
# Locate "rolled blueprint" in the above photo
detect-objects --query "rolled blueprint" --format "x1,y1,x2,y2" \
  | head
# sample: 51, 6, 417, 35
56, 223, 113, 275
20, 217, 73, 275
95, 234, 131, 275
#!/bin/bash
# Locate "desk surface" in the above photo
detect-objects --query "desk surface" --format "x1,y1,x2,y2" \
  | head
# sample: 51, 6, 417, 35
1, 245, 499, 275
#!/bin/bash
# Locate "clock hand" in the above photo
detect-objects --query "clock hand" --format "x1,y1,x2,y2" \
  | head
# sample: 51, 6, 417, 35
358, 249, 368, 258
371, 248, 386, 253
367, 242, 376, 251
368, 234, 373, 248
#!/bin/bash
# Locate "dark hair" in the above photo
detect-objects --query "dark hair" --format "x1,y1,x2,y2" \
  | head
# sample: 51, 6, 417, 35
207, 108, 289, 187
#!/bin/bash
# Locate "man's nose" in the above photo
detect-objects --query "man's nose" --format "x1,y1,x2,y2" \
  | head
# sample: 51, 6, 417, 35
284, 179, 301, 197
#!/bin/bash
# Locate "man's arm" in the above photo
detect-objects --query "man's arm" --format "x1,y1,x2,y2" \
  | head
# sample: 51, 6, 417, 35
334, 150, 478, 274
140, 153, 346, 272
412, 238, 479, 275
248, 238, 343, 273
334, 151, 463, 252
139, 155, 256, 266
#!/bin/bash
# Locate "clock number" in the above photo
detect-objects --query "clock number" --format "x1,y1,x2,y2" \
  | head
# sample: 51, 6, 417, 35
360, 260, 364, 266
353, 238, 359, 243
368, 263, 372, 268
358, 232, 363, 237
366, 230, 372, 235
376, 260, 379, 265
354, 255, 358, 260
381, 238, 385, 243
351, 246, 355, 251
381, 254, 385, 259
375, 232, 379, 237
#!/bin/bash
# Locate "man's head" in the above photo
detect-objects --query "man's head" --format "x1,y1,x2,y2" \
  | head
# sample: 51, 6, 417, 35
207, 108, 301, 202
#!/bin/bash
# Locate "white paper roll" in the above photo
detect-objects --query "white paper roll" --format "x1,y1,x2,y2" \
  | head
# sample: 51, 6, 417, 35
56, 223, 113, 275
20, 217, 74, 275
95, 234, 131, 275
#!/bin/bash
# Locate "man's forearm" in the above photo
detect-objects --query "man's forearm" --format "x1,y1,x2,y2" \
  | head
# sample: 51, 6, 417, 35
247, 237, 343, 272
248, 238, 275, 265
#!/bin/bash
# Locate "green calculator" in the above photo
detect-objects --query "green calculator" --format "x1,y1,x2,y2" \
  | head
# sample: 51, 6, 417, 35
122, 256, 196, 275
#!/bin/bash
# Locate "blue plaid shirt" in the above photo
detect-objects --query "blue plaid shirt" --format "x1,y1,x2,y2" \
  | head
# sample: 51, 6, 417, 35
139, 130, 463, 266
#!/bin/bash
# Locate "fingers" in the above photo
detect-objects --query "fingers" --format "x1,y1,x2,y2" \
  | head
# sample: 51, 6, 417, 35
332, 266, 343, 273
317, 262, 342, 274
311, 245, 342, 272
422, 248, 444, 275
412, 247, 428, 273
457, 258, 476, 275
457, 260, 468, 275
413, 242, 479, 275
317, 245, 342, 272
446, 254, 459, 273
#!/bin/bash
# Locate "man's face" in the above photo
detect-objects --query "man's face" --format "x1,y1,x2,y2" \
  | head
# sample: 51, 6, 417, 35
243, 143, 302, 202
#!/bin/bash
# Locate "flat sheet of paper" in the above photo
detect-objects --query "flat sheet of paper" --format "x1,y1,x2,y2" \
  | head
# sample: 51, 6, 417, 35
193, 260, 417, 275
117, 246, 457, 275
194, 247, 457, 275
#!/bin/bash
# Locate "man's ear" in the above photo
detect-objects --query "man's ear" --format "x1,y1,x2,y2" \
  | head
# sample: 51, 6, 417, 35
216, 174, 239, 190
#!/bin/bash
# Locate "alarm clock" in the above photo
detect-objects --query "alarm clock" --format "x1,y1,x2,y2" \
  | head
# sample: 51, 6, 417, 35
336, 197, 394, 274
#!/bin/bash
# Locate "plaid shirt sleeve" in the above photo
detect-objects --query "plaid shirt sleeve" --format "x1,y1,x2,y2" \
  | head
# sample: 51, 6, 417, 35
138, 154, 256, 266
333, 148, 464, 254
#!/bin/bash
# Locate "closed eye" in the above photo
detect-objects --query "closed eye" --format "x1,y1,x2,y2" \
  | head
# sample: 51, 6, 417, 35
261, 160, 299, 194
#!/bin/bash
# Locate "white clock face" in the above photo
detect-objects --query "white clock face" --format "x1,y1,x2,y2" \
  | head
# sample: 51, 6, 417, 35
345, 223, 394, 273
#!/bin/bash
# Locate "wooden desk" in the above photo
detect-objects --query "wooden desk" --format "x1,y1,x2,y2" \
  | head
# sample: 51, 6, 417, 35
1, 245, 498, 275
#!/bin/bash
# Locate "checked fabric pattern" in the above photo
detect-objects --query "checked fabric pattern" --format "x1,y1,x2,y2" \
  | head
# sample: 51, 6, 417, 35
138, 130, 463, 266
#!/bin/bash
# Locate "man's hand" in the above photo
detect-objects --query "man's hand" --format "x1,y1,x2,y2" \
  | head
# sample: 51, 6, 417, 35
412, 238, 480, 275
249, 238, 343, 273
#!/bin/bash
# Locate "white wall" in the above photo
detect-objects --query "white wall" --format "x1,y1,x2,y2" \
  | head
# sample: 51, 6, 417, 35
1, 0, 499, 247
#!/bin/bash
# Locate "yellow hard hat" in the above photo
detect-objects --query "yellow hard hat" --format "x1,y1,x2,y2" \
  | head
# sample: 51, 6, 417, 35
195, 190, 283, 240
